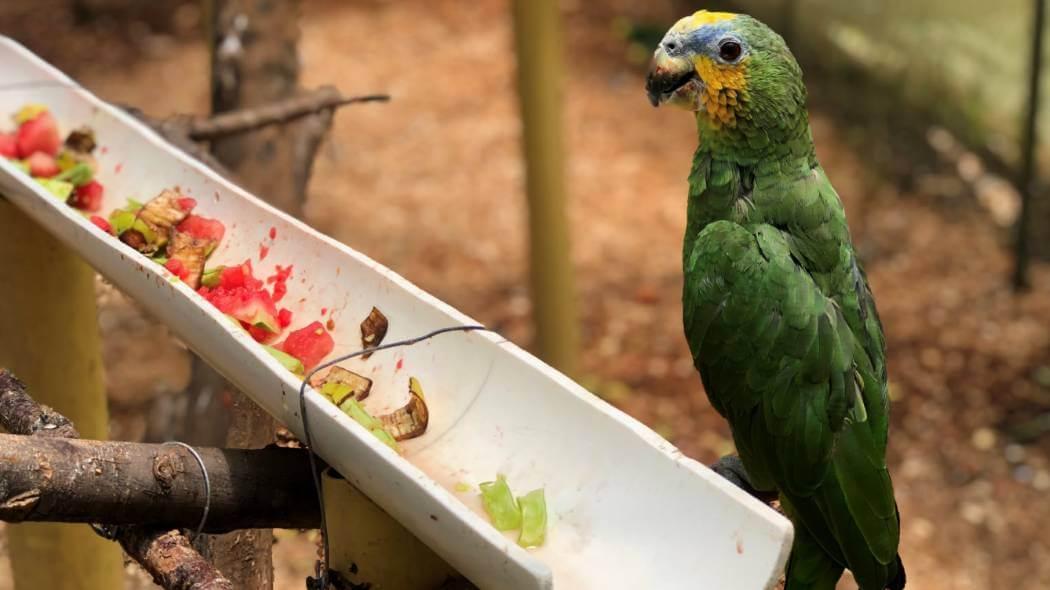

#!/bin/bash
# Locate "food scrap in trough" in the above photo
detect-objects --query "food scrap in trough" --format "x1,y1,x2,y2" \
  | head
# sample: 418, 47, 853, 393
479, 474, 548, 548
379, 376, 429, 441
360, 306, 389, 359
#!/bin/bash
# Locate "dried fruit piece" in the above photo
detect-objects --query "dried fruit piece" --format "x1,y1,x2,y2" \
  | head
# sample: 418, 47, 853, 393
63, 126, 97, 153
309, 365, 372, 404
517, 489, 548, 548
480, 475, 522, 531
360, 307, 388, 359
378, 377, 429, 441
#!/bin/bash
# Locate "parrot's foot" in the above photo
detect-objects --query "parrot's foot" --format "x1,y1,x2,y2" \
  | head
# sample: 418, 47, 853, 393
709, 454, 779, 504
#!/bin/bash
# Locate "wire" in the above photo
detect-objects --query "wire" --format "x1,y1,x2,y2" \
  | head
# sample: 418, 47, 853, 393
162, 441, 212, 541
298, 324, 492, 590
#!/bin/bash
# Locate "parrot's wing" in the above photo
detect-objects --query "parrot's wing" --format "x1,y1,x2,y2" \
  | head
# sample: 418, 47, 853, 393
684, 220, 900, 581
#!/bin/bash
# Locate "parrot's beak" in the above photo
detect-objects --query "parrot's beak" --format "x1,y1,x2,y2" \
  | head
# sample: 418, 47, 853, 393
646, 48, 701, 109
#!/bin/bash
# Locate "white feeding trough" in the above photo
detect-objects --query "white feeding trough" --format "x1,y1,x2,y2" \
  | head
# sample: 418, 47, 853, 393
0, 37, 792, 589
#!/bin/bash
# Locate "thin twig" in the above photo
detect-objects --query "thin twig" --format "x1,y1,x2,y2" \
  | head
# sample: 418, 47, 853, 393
188, 86, 389, 141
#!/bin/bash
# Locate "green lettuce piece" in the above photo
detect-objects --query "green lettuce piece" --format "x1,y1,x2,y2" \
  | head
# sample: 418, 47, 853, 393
320, 381, 354, 405
517, 488, 547, 548
130, 218, 158, 243
337, 397, 400, 452
108, 209, 136, 235
200, 266, 224, 288
55, 162, 93, 186
480, 474, 522, 531
263, 345, 304, 376
36, 178, 74, 200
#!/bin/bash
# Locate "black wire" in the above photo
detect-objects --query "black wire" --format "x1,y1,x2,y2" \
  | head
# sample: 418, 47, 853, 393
297, 324, 492, 590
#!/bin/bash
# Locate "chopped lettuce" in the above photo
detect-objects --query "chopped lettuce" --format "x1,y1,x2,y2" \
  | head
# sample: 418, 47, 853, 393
35, 178, 73, 200
479, 474, 522, 531
517, 488, 548, 548
263, 345, 305, 376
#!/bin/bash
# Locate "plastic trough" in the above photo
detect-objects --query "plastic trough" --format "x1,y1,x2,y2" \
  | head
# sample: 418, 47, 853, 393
0, 36, 792, 590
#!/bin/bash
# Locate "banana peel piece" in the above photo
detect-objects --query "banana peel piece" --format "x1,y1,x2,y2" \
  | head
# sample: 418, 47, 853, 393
120, 189, 191, 254
309, 365, 372, 404
166, 231, 216, 289
378, 376, 429, 441
359, 306, 388, 359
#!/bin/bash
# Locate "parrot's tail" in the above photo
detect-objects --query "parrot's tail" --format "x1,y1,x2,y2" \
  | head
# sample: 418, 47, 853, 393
887, 554, 907, 590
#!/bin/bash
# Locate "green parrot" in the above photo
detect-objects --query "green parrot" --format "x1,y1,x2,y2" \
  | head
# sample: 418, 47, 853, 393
645, 11, 905, 590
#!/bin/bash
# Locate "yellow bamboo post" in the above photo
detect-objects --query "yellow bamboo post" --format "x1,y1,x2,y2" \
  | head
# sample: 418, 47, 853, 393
321, 470, 460, 589
511, 0, 580, 377
0, 199, 124, 589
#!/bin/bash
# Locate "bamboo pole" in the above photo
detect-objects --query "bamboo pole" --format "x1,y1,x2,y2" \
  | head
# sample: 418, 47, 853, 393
1012, 0, 1046, 290
0, 199, 124, 589
510, 0, 580, 377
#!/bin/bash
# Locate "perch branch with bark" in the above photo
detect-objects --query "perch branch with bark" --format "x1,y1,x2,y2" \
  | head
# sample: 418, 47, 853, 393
0, 370, 234, 590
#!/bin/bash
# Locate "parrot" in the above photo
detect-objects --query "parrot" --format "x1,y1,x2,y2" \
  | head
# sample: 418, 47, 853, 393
645, 11, 906, 590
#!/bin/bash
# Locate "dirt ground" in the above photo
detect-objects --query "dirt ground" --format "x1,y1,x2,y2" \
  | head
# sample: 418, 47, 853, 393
1, 1, 1049, 589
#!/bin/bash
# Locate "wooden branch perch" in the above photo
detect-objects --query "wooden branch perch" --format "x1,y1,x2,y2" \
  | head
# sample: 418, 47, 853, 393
0, 370, 233, 590
187, 85, 389, 141
0, 433, 321, 532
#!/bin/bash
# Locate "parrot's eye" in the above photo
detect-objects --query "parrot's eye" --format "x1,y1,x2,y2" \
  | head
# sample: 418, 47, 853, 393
718, 40, 743, 62
664, 40, 678, 53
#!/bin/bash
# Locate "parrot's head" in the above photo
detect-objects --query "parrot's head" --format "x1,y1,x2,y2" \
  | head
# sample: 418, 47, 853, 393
645, 11, 809, 158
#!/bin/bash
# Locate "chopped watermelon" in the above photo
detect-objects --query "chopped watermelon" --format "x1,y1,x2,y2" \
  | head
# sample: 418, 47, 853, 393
176, 197, 197, 212
279, 321, 334, 370
278, 308, 293, 328
247, 323, 279, 343
89, 215, 113, 234
216, 261, 262, 290
202, 286, 279, 333
0, 133, 16, 158
26, 152, 59, 177
164, 259, 191, 282
176, 214, 226, 244
16, 111, 60, 157
69, 180, 104, 212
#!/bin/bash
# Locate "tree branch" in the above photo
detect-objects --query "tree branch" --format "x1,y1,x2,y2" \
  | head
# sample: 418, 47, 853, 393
0, 433, 321, 532
187, 86, 389, 141
0, 369, 233, 590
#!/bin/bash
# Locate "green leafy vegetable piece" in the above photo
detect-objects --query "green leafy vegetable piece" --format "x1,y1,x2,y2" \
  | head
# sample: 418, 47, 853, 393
517, 488, 547, 548
369, 427, 401, 452
480, 474, 522, 531
124, 198, 144, 212
454, 482, 472, 493
55, 162, 93, 186
200, 266, 224, 288
130, 218, 158, 243
109, 209, 136, 235
320, 381, 354, 404
35, 178, 74, 200
337, 397, 400, 452
338, 397, 382, 431
262, 345, 305, 376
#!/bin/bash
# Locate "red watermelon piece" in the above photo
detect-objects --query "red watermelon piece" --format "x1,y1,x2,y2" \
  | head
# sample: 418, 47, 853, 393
16, 112, 61, 157
279, 321, 334, 370
0, 133, 16, 158
278, 308, 293, 328
27, 152, 59, 178
69, 180, 104, 212
176, 214, 226, 244
89, 215, 113, 234
164, 259, 191, 282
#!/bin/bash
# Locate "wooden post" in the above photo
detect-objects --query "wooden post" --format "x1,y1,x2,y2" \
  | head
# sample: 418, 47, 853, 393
0, 200, 124, 589
510, 0, 580, 377
1012, 0, 1046, 290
